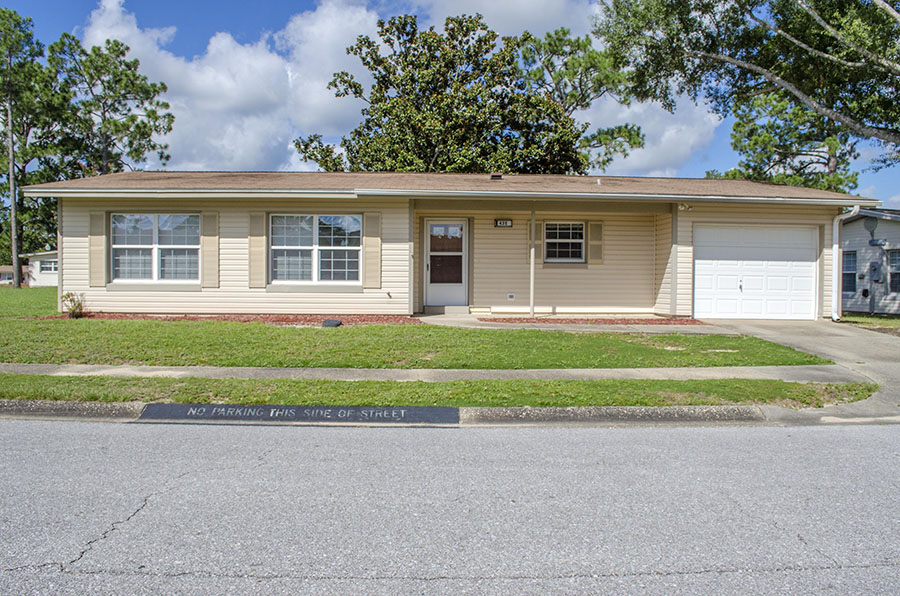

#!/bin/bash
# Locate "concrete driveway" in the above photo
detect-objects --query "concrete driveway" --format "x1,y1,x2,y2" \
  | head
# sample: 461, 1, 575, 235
709, 319, 900, 423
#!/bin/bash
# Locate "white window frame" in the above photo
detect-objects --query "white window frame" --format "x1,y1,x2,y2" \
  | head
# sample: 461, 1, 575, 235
110, 214, 201, 282
269, 214, 362, 285
40, 260, 58, 273
842, 250, 857, 295
544, 221, 586, 263
889, 250, 900, 294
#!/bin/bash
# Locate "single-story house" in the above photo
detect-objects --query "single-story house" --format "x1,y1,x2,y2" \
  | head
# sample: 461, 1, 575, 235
0, 266, 28, 285
23, 171, 879, 320
841, 208, 900, 315
22, 251, 59, 287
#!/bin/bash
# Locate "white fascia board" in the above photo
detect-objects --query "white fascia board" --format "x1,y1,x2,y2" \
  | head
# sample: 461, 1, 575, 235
857, 208, 900, 222
23, 186, 881, 207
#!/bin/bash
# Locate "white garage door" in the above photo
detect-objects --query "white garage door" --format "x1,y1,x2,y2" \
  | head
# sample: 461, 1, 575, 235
694, 225, 817, 320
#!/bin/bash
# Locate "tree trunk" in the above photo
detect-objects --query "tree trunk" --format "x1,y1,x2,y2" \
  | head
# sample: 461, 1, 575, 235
7, 54, 20, 288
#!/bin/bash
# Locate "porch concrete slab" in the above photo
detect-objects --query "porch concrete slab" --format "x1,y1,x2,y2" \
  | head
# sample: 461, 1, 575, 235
0, 362, 866, 383
416, 314, 735, 335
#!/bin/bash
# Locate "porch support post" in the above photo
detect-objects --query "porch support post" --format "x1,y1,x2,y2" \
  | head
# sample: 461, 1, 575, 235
530, 206, 536, 318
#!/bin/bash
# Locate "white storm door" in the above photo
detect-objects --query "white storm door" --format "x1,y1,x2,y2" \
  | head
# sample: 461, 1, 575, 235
425, 220, 467, 306
694, 225, 817, 320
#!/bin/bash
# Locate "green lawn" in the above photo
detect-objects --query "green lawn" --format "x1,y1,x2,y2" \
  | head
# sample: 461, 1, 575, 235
0, 318, 828, 368
0, 374, 876, 409
0, 286, 57, 319
841, 314, 900, 328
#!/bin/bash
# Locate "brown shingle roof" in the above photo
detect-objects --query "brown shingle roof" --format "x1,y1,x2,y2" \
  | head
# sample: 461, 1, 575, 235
23, 170, 878, 203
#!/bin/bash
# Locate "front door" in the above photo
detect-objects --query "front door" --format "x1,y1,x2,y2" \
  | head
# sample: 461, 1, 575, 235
425, 220, 467, 306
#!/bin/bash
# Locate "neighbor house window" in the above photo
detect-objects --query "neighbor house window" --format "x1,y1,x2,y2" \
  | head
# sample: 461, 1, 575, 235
842, 251, 857, 294
270, 214, 361, 283
110, 214, 200, 281
40, 260, 58, 273
890, 250, 900, 294
544, 222, 585, 262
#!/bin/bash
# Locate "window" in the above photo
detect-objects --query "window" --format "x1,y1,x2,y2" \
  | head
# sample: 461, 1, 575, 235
270, 214, 361, 283
544, 222, 585, 262
40, 260, 58, 273
890, 250, 900, 294
110, 214, 200, 281
842, 251, 857, 294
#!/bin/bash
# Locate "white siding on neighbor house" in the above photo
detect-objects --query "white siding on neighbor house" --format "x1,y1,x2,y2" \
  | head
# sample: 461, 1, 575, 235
26, 258, 59, 287
61, 197, 411, 314
414, 203, 660, 314
675, 204, 839, 319
842, 217, 900, 315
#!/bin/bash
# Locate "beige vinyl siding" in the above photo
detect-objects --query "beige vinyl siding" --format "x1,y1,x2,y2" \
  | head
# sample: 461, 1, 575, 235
675, 204, 839, 319
60, 197, 411, 314
415, 206, 657, 313
842, 217, 900, 315
653, 212, 673, 315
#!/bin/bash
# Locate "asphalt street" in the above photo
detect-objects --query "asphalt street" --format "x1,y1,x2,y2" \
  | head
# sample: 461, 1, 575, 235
1, 420, 898, 595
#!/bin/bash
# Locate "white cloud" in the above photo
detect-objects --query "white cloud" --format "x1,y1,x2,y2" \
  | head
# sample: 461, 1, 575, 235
884, 193, 900, 208
583, 97, 722, 177
81, 0, 378, 171
79, 0, 721, 177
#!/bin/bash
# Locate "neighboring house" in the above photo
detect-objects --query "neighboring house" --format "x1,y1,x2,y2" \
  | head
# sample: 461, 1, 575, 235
22, 251, 59, 287
841, 208, 900, 315
23, 171, 878, 320
0, 266, 28, 285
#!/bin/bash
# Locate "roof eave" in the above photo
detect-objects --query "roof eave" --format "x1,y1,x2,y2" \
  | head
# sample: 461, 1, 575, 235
21, 186, 879, 207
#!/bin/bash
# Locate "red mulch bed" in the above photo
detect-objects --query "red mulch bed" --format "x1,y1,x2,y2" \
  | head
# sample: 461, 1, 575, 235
477, 317, 704, 325
40, 313, 422, 326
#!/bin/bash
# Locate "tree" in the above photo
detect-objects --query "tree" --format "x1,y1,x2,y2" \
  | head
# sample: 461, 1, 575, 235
50, 33, 174, 175
706, 93, 859, 192
0, 9, 60, 284
595, 0, 900, 164
296, 15, 588, 174
521, 27, 644, 170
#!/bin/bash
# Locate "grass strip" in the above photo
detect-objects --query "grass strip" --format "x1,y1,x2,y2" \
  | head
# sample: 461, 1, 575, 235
0, 374, 876, 409
0, 319, 828, 369
841, 314, 900, 328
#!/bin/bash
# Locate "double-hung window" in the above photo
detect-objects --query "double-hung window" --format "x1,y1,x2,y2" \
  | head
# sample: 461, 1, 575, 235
890, 250, 900, 294
270, 214, 361, 283
544, 222, 585, 262
110, 214, 200, 281
842, 251, 857, 294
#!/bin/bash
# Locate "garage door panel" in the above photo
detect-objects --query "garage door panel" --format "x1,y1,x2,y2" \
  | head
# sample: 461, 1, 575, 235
694, 225, 817, 320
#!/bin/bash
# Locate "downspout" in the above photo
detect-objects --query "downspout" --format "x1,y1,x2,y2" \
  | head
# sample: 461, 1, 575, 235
831, 205, 860, 321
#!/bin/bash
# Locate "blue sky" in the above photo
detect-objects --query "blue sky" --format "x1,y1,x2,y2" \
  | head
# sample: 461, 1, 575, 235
8, 0, 899, 205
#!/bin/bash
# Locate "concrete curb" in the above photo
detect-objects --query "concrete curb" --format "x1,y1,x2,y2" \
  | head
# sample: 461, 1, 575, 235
459, 405, 766, 425
0, 399, 145, 421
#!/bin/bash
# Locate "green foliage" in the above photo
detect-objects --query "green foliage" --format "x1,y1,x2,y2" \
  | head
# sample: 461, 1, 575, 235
596, 0, 900, 164
706, 93, 859, 193
49, 33, 174, 175
521, 27, 644, 170
0, 9, 65, 273
60, 291, 85, 319
297, 15, 619, 174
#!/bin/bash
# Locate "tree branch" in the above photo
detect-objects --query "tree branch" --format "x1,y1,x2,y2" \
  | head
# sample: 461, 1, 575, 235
745, 9, 867, 69
795, 0, 900, 77
872, 0, 900, 28
691, 50, 900, 144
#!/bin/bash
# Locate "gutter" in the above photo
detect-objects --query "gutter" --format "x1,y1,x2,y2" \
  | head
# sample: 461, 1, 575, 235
21, 187, 878, 208
831, 205, 860, 321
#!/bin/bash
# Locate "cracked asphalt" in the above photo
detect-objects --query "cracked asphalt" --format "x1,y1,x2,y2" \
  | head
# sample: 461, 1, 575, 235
2, 420, 899, 595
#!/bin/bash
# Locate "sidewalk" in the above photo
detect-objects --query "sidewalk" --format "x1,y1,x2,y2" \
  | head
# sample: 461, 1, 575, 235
0, 362, 869, 383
